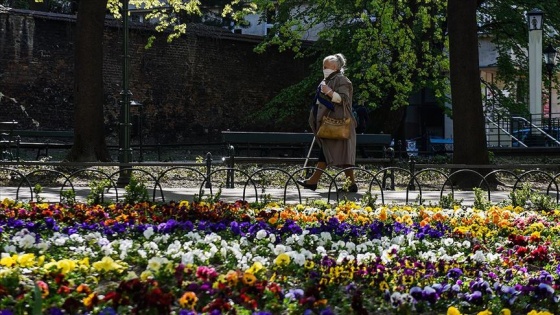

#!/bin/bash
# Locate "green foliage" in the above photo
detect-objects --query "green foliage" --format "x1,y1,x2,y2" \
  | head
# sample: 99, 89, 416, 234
509, 183, 557, 211
439, 193, 462, 209
61, 189, 77, 205
249, 75, 317, 126
32, 284, 42, 315
473, 187, 491, 210
123, 176, 150, 204
530, 193, 557, 211
33, 184, 44, 203
361, 190, 378, 208
194, 186, 223, 204
87, 179, 112, 205
509, 183, 532, 208
248, 0, 450, 117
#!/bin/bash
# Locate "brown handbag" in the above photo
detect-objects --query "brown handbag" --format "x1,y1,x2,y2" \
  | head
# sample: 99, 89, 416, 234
316, 108, 351, 140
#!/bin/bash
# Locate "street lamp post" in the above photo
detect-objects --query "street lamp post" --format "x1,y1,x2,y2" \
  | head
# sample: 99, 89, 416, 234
527, 9, 544, 118
117, 0, 133, 187
544, 44, 558, 136
527, 9, 544, 124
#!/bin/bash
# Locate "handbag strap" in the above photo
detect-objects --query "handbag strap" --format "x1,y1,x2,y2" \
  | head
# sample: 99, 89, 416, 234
325, 101, 348, 119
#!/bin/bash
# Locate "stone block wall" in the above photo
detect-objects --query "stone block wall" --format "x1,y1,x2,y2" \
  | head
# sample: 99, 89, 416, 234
0, 10, 313, 144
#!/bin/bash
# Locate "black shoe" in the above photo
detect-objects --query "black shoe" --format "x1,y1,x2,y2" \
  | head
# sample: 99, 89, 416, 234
338, 183, 358, 193
297, 180, 317, 191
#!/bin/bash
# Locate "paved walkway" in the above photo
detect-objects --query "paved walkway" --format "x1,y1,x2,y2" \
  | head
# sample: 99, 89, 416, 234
0, 186, 512, 206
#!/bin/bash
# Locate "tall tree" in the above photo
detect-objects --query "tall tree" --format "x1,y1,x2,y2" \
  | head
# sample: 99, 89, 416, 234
66, 0, 111, 162
447, 0, 488, 168
245, 0, 449, 138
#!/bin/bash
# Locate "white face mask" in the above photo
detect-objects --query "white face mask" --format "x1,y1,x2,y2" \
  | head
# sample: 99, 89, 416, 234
323, 69, 336, 78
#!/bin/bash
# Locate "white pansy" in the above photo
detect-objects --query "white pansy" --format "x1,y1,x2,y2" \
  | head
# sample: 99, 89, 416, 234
356, 242, 371, 253
357, 252, 377, 264
153, 234, 170, 244
118, 239, 134, 260
442, 238, 454, 247
486, 252, 500, 262
462, 240, 471, 249
3, 245, 16, 253
285, 235, 296, 245
186, 232, 201, 241
137, 249, 147, 259
147, 256, 169, 271
143, 227, 154, 239
69, 234, 84, 243
336, 250, 349, 264
315, 246, 327, 256
143, 241, 159, 251
472, 250, 486, 263
97, 237, 110, 247
51, 232, 68, 246
291, 252, 306, 266
182, 241, 193, 251
392, 235, 405, 245
70, 246, 93, 256
273, 244, 286, 255
345, 242, 356, 253
268, 233, 276, 243
220, 246, 227, 259
18, 234, 36, 249
35, 241, 49, 253
205, 233, 222, 243
252, 256, 268, 266
182, 252, 194, 265
256, 229, 268, 240
101, 244, 115, 256
300, 249, 313, 259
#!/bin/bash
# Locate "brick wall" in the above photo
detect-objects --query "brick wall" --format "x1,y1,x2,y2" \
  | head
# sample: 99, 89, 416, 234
0, 10, 312, 144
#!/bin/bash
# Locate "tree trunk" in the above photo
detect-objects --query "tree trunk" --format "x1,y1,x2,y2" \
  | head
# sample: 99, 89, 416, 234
448, 0, 491, 188
66, 0, 111, 162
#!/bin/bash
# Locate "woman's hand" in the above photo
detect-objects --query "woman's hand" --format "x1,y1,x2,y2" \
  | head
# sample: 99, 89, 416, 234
321, 83, 333, 96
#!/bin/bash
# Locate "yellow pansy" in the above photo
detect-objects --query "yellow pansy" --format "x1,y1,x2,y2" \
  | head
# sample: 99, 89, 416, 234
16, 253, 35, 267
274, 253, 291, 267
0, 255, 16, 267
92, 256, 121, 272
246, 261, 264, 274
447, 306, 461, 315
58, 259, 77, 275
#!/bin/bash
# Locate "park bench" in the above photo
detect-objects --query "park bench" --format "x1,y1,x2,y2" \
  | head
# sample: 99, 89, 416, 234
10, 130, 74, 160
220, 131, 395, 188
428, 136, 454, 155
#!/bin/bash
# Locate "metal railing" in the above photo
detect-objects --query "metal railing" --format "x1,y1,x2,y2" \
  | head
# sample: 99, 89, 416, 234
1, 160, 559, 205
485, 112, 560, 148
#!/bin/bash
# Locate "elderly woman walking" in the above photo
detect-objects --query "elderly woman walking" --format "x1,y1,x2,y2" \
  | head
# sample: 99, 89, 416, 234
297, 53, 358, 192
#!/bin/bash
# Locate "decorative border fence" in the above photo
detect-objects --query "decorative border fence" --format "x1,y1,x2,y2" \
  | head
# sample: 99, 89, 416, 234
1, 159, 560, 205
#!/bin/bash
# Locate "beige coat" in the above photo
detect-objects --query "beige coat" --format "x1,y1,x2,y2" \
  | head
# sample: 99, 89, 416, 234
308, 72, 356, 166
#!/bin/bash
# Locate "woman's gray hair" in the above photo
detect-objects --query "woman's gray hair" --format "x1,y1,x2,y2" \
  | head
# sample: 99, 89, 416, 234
323, 53, 347, 73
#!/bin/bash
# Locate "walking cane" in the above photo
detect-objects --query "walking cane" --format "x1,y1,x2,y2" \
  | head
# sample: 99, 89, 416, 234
303, 136, 316, 178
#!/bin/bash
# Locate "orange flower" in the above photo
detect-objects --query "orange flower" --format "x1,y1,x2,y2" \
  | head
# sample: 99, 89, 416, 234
242, 272, 257, 286
179, 291, 198, 309
379, 208, 388, 221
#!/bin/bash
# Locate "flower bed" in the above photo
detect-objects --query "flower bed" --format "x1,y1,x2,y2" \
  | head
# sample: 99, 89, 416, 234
0, 198, 558, 315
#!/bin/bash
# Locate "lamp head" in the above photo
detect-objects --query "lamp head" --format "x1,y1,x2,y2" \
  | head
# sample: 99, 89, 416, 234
527, 8, 544, 31
544, 44, 558, 67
